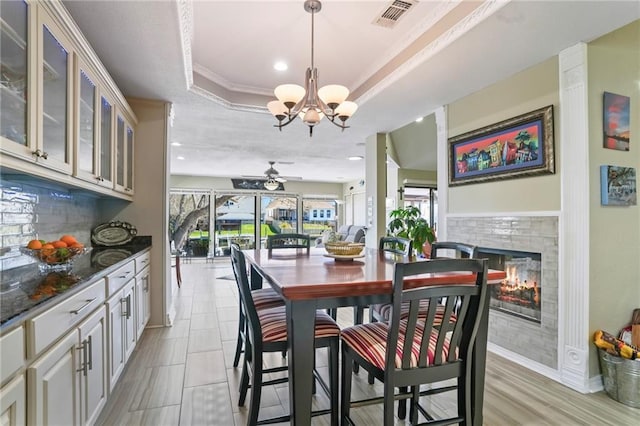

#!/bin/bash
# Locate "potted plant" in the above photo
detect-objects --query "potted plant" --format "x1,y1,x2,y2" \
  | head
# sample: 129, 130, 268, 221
387, 206, 436, 257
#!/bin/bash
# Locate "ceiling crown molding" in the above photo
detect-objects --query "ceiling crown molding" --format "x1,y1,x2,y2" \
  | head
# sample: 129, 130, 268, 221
189, 84, 268, 115
193, 63, 274, 97
177, 0, 194, 89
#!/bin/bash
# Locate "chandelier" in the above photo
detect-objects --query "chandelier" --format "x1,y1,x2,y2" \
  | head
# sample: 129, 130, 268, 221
267, 0, 358, 136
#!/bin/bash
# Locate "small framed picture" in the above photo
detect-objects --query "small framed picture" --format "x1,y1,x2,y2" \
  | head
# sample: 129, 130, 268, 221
603, 92, 630, 151
600, 165, 637, 206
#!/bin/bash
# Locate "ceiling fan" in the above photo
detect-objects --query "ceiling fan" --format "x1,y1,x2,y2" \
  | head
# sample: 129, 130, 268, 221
242, 161, 303, 182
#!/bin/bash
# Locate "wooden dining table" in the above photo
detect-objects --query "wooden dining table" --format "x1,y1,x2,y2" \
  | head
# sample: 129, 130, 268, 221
244, 247, 506, 425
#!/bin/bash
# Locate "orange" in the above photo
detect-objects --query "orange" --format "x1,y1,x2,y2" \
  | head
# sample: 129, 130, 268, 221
51, 240, 68, 248
60, 235, 77, 245
27, 239, 43, 250
40, 244, 55, 257
69, 242, 84, 249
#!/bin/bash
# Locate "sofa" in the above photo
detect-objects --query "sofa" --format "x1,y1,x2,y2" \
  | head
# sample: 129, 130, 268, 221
316, 225, 366, 246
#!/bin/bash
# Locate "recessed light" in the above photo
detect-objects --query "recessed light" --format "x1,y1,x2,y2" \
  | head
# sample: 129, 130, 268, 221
415, 117, 423, 123
171, 142, 181, 146
274, 61, 288, 71
348, 156, 364, 161
177, 156, 185, 160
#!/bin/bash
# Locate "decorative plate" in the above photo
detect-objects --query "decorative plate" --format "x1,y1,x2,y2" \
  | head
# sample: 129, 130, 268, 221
323, 254, 365, 262
91, 221, 137, 247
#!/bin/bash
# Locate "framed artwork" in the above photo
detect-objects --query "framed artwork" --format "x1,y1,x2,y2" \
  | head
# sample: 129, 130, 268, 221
448, 105, 555, 186
600, 165, 637, 206
603, 92, 630, 151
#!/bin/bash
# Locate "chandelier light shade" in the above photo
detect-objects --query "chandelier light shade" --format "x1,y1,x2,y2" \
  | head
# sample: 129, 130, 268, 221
267, 0, 358, 136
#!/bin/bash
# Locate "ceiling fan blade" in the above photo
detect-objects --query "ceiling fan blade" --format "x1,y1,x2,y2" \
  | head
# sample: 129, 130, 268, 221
275, 177, 287, 183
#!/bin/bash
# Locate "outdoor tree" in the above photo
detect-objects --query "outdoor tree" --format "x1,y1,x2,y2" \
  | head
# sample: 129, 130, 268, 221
169, 193, 235, 252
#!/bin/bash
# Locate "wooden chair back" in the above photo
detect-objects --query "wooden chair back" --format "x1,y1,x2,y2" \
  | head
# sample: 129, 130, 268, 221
430, 241, 478, 259
386, 258, 488, 387
267, 233, 311, 255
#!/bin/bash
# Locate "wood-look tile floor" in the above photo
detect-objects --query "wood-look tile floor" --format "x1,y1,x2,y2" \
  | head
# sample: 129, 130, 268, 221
97, 260, 639, 425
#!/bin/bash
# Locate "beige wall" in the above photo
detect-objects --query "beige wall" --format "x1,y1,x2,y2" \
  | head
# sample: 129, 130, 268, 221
587, 20, 640, 375
448, 57, 561, 212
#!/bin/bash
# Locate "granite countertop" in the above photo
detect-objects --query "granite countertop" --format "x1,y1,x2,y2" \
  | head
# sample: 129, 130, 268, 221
1, 243, 151, 330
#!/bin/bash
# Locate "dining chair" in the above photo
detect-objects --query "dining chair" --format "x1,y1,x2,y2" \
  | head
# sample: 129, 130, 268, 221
230, 244, 340, 425
430, 241, 478, 259
340, 258, 488, 425
267, 233, 311, 255
352, 236, 413, 360
370, 241, 478, 324
379, 236, 413, 255
230, 258, 284, 368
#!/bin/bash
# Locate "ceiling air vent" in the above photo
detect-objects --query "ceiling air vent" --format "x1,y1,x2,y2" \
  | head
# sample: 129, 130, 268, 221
373, 0, 417, 28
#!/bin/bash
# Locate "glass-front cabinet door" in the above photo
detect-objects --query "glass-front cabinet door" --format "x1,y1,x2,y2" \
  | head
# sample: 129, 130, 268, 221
125, 123, 134, 193
97, 93, 114, 187
0, 0, 32, 157
74, 59, 98, 182
114, 110, 135, 194
37, 8, 73, 173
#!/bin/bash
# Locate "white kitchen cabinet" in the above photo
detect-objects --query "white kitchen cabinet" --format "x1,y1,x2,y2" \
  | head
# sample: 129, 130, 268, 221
106, 280, 135, 393
114, 110, 135, 195
0, 0, 136, 200
77, 307, 107, 426
27, 329, 81, 426
0, 374, 25, 426
73, 56, 99, 184
135, 265, 151, 340
26, 304, 107, 426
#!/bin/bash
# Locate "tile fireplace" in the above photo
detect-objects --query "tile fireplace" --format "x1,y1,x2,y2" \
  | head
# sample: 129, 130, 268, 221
446, 215, 558, 369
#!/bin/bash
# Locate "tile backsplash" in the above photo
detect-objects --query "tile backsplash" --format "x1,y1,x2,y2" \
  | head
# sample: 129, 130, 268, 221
0, 175, 100, 271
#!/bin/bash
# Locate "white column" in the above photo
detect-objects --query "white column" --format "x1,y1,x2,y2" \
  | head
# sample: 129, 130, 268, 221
435, 106, 448, 241
365, 133, 387, 249
558, 43, 590, 392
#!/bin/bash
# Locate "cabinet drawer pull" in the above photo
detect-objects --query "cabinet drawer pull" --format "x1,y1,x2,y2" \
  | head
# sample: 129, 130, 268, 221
118, 271, 131, 279
143, 276, 149, 292
76, 340, 88, 376
70, 298, 96, 315
127, 294, 132, 320
87, 335, 93, 371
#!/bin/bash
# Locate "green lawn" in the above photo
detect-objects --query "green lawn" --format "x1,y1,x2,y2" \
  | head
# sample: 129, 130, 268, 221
189, 223, 332, 239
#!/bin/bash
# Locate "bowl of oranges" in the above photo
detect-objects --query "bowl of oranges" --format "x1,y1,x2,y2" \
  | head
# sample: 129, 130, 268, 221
22, 235, 91, 271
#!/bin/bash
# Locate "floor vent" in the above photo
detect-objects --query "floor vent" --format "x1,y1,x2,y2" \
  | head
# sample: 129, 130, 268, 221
373, 0, 417, 28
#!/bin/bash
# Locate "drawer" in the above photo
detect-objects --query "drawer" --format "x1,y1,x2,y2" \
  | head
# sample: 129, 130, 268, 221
106, 260, 135, 297
26, 278, 105, 358
135, 251, 151, 273
0, 327, 24, 384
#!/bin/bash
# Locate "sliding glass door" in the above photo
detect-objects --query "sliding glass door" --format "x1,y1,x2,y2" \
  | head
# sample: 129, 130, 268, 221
213, 193, 256, 256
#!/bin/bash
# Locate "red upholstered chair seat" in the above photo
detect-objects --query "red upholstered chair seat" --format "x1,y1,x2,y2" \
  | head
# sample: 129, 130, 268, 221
258, 307, 341, 343
341, 320, 454, 370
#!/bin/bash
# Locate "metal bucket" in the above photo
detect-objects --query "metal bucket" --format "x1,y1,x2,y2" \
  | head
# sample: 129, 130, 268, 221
598, 349, 640, 408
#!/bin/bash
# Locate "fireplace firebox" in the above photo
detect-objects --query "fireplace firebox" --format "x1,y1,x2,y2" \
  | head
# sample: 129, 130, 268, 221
477, 247, 542, 323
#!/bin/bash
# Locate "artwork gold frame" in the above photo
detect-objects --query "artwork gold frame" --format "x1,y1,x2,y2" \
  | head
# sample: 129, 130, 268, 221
449, 105, 555, 186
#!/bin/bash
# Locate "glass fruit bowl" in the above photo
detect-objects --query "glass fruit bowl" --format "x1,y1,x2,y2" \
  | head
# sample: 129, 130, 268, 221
21, 247, 91, 272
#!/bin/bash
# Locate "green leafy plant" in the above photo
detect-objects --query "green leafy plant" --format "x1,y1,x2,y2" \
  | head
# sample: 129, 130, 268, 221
387, 206, 436, 255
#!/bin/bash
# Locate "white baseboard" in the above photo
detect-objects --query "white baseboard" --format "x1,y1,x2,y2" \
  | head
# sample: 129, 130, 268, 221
589, 374, 604, 393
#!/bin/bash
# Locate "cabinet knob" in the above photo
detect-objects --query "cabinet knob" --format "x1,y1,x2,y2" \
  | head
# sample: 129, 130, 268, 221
32, 149, 48, 159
